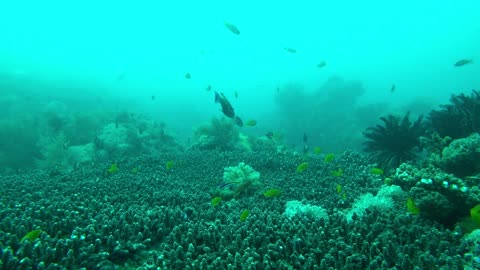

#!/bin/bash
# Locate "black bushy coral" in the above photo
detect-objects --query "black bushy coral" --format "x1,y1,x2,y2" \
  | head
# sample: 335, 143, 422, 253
429, 90, 480, 139
363, 112, 425, 169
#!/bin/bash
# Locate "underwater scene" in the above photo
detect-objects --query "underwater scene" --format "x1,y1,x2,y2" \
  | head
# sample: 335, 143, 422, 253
1, 0, 480, 269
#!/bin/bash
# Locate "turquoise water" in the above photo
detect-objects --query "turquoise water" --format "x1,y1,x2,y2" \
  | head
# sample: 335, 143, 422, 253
1, 0, 479, 167
0, 1, 480, 268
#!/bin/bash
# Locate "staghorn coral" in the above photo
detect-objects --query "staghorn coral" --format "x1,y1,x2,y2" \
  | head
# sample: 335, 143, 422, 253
363, 112, 426, 170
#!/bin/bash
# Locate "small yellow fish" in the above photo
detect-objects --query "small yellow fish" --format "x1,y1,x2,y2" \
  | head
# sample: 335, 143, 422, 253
211, 197, 222, 207
296, 162, 308, 173
264, 189, 282, 198
166, 161, 174, 170
384, 177, 393, 186
108, 163, 118, 174
313, 146, 321, 154
406, 197, 420, 215
245, 119, 257, 126
331, 169, 343, 177
370, 167, 384, 175
21, 229, 42, 242
240, 210, 249, 221
324, 153, 335, 162
336, 184, 342, 194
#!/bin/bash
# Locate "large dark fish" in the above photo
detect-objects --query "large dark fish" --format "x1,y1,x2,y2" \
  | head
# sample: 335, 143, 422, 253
454, 59, 473, 67
214, 91, 243, 126
224, 22, 240, 35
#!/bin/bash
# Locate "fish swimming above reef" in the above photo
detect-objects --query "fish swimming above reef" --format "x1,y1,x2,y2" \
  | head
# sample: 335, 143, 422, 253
284, 47, 297, 53
454, 59, 473, 67
117, 72, 127, 81
214, 91, 243, 126
224, 22, 240, 35
303, 132, 309, 154
390, 84, 396, 93
317, 61, 326, 68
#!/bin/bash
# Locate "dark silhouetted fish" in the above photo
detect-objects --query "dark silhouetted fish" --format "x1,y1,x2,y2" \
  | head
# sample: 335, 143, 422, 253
185, 73, 191, 79
390, 84, 396, 93
284, 47, 297, 53
317, 61, 326, 68
303, 132, 309, 154
214, 91, 243, 126
454, 59, 473, 67
224, 22, 240, 35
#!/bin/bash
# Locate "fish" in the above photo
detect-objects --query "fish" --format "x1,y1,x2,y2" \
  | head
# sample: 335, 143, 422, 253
265, 131, 274, 139
234, 90, 238, 99
371, 167, 384, 175
214, 91, 243, 126
284, 47, 297, 53
245, 119, 257, 126
303, 132, 309, 154
224, 22, 240, 35
151, 95, 156, 100
218, 181, 240, 190
206, 85, 212, 91
317, 61, 326, 68
240, 210, 249, 221
296, 162, 308, 173
454, 59, 473, 67
211, 197, 222, 207
117, 72, 127, 81
390, 84, 396, 93
185, 73, 191, 79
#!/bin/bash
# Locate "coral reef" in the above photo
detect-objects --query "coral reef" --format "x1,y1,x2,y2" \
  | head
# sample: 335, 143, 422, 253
213, 162, 261, 199
392, 162, 480, 227
429, 90, 480, 139
436, 133, 480, 178
190, 117, 246, 151
0, 150, 468, 269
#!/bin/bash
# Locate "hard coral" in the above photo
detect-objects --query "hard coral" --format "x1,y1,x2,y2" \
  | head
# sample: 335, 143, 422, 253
191, 117, 240, 151
363, 112, 425, 170
429, 90, 480, 139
